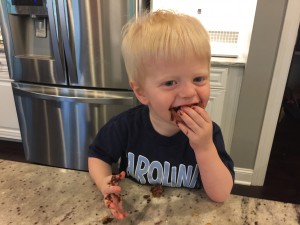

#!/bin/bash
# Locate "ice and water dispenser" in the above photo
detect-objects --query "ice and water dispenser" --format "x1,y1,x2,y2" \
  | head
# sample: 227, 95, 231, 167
1, 0, 65, 84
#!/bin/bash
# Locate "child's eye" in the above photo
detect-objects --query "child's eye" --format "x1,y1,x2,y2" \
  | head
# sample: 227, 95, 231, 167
193, 76, 205, 83
163, 80, 177, 86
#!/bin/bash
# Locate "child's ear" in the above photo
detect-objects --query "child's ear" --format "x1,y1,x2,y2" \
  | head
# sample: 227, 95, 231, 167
130, 81, 149, 105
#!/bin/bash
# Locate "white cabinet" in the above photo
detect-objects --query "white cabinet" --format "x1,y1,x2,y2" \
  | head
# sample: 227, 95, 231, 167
207, 67, 228, 126
208, 65, 244, 153
0, 51, 21, 141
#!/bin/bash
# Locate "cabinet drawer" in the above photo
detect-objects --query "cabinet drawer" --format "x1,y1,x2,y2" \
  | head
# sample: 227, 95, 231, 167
210, 67, 228, 89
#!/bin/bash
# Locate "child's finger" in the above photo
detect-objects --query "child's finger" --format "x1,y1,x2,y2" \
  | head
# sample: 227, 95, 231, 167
177, 121, 191, 136
191, 106, 211, 123
111, 208, 127, 220
114, 203, 128, 219
102, 184, 121, 198
119, 171, 126, 179
110, 171, 126, 186
106, 193, 128, 220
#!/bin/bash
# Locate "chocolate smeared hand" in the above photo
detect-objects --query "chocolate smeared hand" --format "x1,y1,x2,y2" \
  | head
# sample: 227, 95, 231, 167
169, 103, 203, 124
104, 173, 123, 210
104, 193, 121, 209
109, 174, 121, 186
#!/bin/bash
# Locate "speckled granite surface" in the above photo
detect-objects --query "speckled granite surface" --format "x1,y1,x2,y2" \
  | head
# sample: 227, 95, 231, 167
0, 159, 299, 225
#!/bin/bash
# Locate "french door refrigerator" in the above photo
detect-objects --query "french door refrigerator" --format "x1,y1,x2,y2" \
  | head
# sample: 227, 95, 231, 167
0, 0, 148, 170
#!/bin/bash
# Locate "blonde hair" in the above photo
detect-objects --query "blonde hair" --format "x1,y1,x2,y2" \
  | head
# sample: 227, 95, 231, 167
121, 10, 211, 82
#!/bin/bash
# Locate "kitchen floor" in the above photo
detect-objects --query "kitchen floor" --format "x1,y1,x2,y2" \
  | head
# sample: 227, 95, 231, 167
1, 117, 299, 205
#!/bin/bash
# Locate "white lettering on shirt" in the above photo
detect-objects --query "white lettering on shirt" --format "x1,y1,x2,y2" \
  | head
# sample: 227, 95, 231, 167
126, 152, 199, 188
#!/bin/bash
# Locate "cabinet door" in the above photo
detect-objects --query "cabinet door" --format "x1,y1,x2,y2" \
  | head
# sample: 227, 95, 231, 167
0, 80, 21, 140
206, 89, 226, 126
0, 53, 21, 140
210, 67, 228, 90
207, 67, 228, 126
208, 66, 244, 153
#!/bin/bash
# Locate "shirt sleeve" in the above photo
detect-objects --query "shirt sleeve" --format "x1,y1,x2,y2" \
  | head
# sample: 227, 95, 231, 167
212, 122, 235, 181
88, 117, 126, 165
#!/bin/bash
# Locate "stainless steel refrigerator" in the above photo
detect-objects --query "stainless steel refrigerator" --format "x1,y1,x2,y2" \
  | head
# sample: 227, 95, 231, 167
0, 0, 148, 170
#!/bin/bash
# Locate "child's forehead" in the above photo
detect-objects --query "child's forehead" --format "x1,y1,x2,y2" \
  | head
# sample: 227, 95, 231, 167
142, 57, 210, 76
144, 55, 209, 67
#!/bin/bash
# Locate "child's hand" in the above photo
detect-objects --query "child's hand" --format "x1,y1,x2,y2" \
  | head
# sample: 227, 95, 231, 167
102, 171, 128, 220
177, 106, 213, 153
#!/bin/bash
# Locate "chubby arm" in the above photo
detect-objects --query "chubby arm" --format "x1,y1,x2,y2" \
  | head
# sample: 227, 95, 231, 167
88, 158, 125, 202
194, 144, 233, 202
177, 106, 233, 202
88, 157, 128, 219
88, 157, 112, 192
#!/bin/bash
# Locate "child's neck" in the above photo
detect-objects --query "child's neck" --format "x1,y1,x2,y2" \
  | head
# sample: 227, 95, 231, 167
149, 113, 180, 137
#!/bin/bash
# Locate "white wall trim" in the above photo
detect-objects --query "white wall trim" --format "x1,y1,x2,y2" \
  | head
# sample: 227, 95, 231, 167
234, 167, 253, 186
0, 127, 21, 141
251, 0, 300, 186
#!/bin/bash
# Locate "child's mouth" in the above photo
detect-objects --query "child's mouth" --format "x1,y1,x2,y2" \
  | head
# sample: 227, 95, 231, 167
169, 103, 200, 122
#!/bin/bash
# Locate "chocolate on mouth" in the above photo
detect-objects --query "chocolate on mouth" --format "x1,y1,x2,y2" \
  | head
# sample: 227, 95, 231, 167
170, 103, 200, 112
169, 103, 200, 122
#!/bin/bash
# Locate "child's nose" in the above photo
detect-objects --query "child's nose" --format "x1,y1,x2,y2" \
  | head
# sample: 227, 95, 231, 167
178, 82, 197, 98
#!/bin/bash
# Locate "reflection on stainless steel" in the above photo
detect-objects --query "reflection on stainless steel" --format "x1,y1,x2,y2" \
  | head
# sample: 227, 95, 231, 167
13, 82, 137, 170
13, 82, 136, 105
64, 0, 135, 88
14, 56, 59, 84
0, 0, 148, 171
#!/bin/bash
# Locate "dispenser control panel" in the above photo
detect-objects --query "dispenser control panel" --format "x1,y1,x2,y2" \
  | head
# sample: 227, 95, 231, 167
8, 0, 47, 16
12, 0, 43, 6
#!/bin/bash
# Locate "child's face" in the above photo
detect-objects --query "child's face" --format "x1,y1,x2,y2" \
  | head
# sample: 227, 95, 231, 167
134, 57, 210, 130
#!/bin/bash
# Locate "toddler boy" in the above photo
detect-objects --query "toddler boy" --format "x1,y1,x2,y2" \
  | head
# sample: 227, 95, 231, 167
88, 10, 234, 220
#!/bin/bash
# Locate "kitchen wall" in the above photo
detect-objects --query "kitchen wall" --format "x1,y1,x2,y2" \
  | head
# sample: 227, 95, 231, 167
151, 0, 257, 62
230, 0, 288, 168
152, 0, 292, 180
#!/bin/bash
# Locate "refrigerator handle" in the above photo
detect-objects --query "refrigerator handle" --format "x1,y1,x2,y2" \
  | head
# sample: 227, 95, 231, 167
0, 2, 14, 78
135, 0, 147, 18
13, 86, 135, 105
57, 0, 77, 83
47, 0, 66, 83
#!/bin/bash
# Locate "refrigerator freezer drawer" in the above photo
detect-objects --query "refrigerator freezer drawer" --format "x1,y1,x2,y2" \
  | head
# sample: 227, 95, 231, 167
12, 82, 137, 170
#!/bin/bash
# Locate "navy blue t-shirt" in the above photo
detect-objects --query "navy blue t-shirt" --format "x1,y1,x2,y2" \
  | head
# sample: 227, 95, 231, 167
89, 105, 234, 189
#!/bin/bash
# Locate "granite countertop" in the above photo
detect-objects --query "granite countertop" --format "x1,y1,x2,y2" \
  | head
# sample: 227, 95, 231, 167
0, 159, 299, 225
